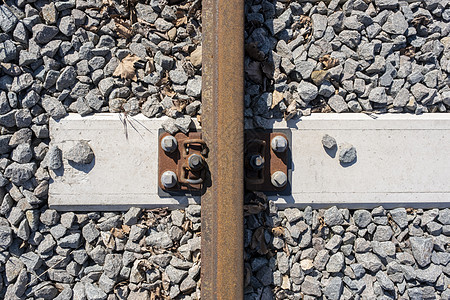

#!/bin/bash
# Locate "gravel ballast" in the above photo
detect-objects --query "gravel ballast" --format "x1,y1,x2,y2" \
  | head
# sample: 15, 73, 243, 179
0, 0, 449, 299
244, 199, 450, 300
0, 0, 202, 298
244, 0, 450, 128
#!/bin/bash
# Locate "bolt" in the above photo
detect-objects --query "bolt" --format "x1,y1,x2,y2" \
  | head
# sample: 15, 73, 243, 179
161, 136, 178, 153
188, 154, 204, 171
271, 171, 288, 188
161, 171, 177, 189
271, 135, 288, 153
249, 154, 265, 170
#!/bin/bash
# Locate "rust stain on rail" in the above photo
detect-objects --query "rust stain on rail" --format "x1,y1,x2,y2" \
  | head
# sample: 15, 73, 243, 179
201, 0, 244, 297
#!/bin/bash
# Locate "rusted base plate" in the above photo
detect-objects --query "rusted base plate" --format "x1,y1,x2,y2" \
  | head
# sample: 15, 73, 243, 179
158, 130, 205, 197
245, 129, 292, 195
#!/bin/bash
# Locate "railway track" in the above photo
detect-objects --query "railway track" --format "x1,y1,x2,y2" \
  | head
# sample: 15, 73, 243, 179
201, 0, 244, 298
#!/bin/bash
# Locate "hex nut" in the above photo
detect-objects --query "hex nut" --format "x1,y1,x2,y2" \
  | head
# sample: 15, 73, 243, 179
161, 136, 178, 153
271, 135, 288, 153
250, 154, 265, 170
161, 171, 177, 189
271, 171, 288, 188
188, 154, 204, 171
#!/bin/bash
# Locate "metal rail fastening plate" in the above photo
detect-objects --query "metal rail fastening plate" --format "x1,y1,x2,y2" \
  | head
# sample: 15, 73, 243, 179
158, 131, 208, 196
245, 129, 292, 195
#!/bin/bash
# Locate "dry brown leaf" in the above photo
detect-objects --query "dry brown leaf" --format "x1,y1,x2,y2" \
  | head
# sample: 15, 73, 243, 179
113, 54, 141, 81
245, 42, 265, 62
84, 25, 99, 32
271, 226, 285, 237
111, 228, 125, 239
319, 54, 339, 70
299, 15, 311, 26
171, 99, 187, 113
271, 90, 284, 109
162, 86, 176, 97
318, 216, 326, 230
311, 70, 330, 85
245, 61, 263, 84
400, 46, 415, 57
284, 100, 298, 121
182, 220, 192, 232
321, 104, 332, 113
114, 19, 133, 39
187, 0, 201, 17
412, 15, 430, 27
292, 15, 312, 40
102, 0, 114, 6
251, 227, 268, 255
122, 224, 131, 234
102, 231, 115, 249
176, 16, 187, 27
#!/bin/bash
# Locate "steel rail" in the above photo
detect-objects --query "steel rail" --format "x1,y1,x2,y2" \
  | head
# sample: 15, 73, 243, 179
201, 0, 244, 297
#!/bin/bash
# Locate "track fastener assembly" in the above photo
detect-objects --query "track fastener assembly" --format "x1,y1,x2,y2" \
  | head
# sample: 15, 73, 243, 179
158, 130, 291, 195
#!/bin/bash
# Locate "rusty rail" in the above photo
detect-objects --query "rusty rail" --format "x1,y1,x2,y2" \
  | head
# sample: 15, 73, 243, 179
201, 0, 244, 297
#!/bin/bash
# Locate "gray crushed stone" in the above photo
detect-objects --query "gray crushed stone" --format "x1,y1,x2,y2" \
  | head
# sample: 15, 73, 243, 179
244, 0, 450, 128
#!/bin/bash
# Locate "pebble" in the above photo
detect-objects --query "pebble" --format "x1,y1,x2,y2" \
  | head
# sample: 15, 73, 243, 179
32, 24, 59, 44
64, 141, 94, 164
339, 143, 357, 164
42, 146, 63, 170
410, 236, 433, 267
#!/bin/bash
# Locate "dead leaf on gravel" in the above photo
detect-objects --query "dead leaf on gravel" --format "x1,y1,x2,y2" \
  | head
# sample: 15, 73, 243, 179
310, 70, 330, 85
319, 54, 339, 70
102, 231, 115, 249
284, 100, 298, 121
176, 16, 187, 27
111, 227, 125, 239
113, 54, 141, 81
412, 15, 430, 27
400, 46, 415, 57
114, 19, 133, 38
245, 42, 265, 61
271, 90, 284, 109
271, 226, 284, 237
245, 61, 264, 84
251, 227, 268, 255
122, 224, 131, 234
171, 99, 187, 113
292, 15, 312, 40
